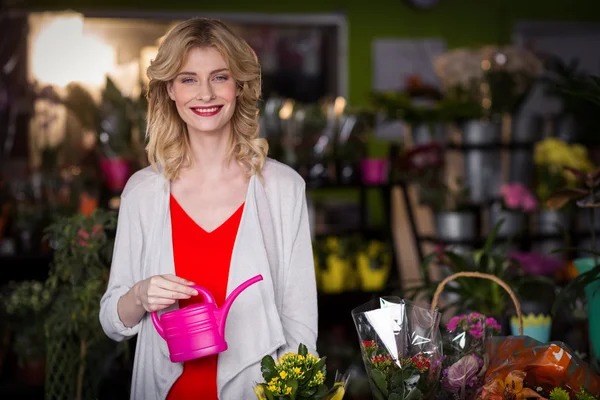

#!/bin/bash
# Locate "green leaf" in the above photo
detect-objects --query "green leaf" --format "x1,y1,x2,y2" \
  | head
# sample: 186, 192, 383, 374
288, 379, 298, 400
552, 264, 600, 315
419, 252, 439, 282
405, 387, 424, 400
389, 369, 406, 390
389, 394, 403, 400
314, 384, 328, 397
298, 343, 308, 357
370, 369, 389, 397
261, 355, 278, 381
483, 220, 504, 253
546, 188, 588, 210
444, 251, 470, 272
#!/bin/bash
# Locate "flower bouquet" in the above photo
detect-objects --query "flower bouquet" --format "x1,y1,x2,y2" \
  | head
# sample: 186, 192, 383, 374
479, 336, 600, 400
254, 343, 350, 400
352, 297, 443, 400
439, 313, 502, 400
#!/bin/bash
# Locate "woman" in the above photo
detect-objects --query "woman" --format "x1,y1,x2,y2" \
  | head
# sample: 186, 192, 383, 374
99, 18, 318, 400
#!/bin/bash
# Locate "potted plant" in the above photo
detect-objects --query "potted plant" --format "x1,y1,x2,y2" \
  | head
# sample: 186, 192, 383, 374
490, 182, 538, 238
405, 221, 554, 324
314, 236, 359, 294
533, 138, 594, 258
43, 209, 127, 400
1, 280, 51, 386
356, 239, 392, 292
507, 251, 563, 342
370, 90, 447, 145
546, 164, 600, 370
421, 175, 474, 252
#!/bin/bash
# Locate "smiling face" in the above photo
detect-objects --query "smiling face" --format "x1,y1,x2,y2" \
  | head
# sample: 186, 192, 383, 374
167, 46, 238, 138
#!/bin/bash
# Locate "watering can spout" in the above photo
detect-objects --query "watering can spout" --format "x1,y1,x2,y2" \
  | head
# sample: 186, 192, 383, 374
218, 274, 263, 337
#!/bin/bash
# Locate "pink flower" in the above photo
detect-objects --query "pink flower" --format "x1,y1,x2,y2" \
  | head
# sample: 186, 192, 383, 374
500, 183, 538, 212
447, 316, 460, 332
485, 317, 502, 333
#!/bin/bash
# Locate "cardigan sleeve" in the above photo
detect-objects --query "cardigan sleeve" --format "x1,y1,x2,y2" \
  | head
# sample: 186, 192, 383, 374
99, 194, 143, 341
278, 183, 319, 357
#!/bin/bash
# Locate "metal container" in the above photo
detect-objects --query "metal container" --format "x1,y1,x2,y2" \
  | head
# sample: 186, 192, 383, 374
435, 211, 477, 254
489, 205, 526, 238
412, 123, 445, 145
533, 210, 571, 259
461, 120, 502, 204
508, 114, 542, 187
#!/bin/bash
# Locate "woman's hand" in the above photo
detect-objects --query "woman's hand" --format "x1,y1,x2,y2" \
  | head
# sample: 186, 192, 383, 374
134, 274, 198, 312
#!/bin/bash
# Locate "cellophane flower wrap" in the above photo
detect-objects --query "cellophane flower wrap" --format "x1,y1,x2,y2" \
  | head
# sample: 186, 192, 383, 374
478, 336, 600, 400
352, 297, 443, 400
438, 313, 502, 400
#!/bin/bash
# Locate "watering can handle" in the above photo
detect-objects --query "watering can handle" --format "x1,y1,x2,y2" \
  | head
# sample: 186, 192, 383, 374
151, 285, 216, 340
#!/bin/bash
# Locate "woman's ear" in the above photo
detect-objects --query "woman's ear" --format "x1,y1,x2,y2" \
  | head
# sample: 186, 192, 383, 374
167, 81, 175, 101
236, 82, 243, 97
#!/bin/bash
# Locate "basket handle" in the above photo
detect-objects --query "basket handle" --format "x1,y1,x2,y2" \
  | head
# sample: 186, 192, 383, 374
430, 271, 523, 335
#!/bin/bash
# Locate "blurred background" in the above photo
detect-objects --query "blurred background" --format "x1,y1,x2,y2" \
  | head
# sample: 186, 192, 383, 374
1, 0, 600, 399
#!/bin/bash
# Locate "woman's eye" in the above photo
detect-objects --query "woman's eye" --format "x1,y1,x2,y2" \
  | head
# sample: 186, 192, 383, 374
214, 75, 228, 81
181, 78, 195, 84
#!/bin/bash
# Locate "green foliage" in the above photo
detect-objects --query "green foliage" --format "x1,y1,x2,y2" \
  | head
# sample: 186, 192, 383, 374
549, 387, 571, 400
257, 343, 331, 399
575, 387, 599, 400
404, 220, 555, 317
0, 280, 51, 365
43, 209, 116, 340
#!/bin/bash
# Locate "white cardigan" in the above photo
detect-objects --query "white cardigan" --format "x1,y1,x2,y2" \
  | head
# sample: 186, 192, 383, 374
99, 159, 318, 400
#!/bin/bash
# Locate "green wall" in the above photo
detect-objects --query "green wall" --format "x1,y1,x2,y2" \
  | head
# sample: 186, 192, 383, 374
27, 0, 600, 106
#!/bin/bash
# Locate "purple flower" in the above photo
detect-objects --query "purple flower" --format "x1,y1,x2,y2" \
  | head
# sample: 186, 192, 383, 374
510, 251, 565, 277
441, 355, 480, 393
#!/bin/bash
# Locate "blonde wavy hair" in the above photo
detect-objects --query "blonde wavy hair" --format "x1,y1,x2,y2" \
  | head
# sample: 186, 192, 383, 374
145, 18, 268, 181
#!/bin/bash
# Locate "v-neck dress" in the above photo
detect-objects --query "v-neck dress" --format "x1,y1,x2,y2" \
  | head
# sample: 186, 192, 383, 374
166, 194, 245, 400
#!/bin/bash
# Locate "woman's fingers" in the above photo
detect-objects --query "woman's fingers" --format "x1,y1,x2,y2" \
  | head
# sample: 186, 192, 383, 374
163, 274, 195, 286
148, 286, 194, 300
155, 276, 198, 297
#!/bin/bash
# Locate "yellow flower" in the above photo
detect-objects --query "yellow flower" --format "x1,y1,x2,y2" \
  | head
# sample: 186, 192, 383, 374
285, 386, 293, 395
279, 371, 288, 379
482, 370, 543, 400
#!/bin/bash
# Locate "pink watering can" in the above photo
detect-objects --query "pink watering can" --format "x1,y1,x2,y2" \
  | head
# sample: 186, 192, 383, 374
151, 274, 263, 362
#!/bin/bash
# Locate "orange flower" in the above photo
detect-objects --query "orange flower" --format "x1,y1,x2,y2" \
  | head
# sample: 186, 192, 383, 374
482, 370, 546, 400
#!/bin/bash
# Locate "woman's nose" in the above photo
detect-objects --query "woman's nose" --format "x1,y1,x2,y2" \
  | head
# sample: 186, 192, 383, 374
195, 83, 215, 101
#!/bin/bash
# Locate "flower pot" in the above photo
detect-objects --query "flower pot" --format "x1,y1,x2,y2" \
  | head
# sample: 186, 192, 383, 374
507, 113, 541, 186
360, 158, 388, 185
489, 205, 525, 238
533, 210, 571, 259
435, 211, 477, 253
357, 253, 390, 292
510, 113, 543, 144
461, 120, 502, 204
510, 314, 552, 343
319, 255, 350, 294
574, 257, 600, 362
100, 158, 131, 192
412, 123, 445, 145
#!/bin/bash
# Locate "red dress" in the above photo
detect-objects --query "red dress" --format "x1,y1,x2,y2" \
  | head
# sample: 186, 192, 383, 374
167, 194, 244, 400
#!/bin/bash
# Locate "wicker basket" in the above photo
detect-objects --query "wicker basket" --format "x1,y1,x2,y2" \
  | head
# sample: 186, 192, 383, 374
430, 271, 524, 335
